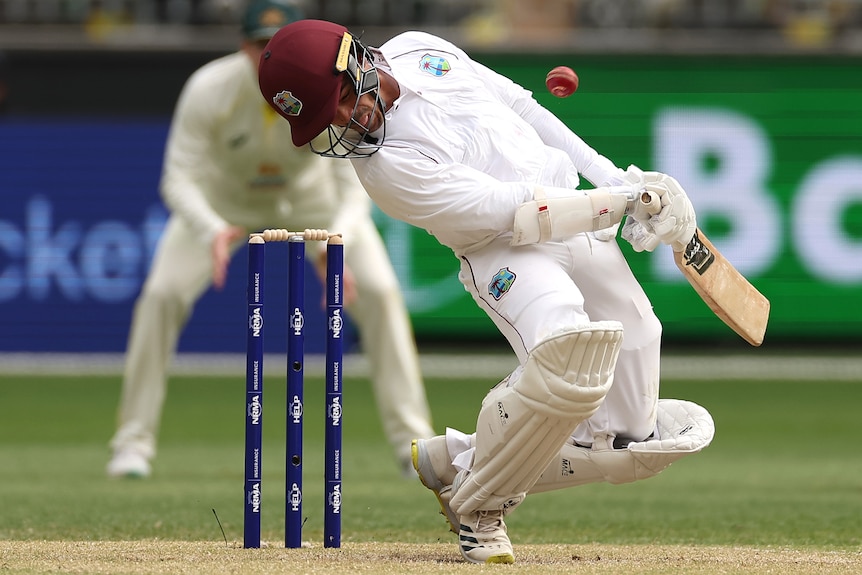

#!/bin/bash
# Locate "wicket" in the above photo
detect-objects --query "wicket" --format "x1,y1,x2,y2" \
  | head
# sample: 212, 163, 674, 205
244, 229, 344, 549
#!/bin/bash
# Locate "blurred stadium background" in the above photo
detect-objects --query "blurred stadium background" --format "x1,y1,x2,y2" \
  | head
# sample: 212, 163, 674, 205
1, 0, 861, 371
2, 1, 861, 50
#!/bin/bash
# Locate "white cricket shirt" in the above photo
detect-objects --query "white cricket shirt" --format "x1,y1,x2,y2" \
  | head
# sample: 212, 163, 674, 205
351, 31, 620, 255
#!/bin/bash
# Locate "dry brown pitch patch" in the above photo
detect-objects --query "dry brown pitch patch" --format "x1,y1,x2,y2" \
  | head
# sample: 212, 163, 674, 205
1, 541, 860, 575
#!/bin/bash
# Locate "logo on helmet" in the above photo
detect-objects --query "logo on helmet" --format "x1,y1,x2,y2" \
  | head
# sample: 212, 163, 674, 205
273, 90, 302, 116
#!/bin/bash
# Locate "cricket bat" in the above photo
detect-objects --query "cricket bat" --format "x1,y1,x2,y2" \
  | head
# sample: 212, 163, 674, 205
641, 192, 770, 346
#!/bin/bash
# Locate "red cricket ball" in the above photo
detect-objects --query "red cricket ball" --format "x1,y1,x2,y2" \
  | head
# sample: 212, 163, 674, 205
545, 66, 579, 98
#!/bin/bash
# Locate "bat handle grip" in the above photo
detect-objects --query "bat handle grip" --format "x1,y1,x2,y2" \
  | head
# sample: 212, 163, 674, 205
639, 190, 662, 216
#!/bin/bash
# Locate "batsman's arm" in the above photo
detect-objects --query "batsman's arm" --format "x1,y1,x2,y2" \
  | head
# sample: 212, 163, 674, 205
511, 185, 644, 245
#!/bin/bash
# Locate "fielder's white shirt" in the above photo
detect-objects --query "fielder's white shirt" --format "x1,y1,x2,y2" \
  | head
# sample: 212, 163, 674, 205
351, 31, 621, 256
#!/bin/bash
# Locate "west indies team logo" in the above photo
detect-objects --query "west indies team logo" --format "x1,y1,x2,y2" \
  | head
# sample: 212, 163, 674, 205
273, 90, 302, 116
488, 267, 516, 300
419, 54, 451, 76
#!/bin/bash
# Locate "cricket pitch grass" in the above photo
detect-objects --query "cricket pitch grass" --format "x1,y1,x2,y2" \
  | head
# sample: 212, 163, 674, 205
1, 370, 860, 574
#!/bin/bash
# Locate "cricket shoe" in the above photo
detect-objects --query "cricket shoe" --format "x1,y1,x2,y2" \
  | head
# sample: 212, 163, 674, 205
457, 509, 515, 564
106, 448, 151, 479
452, 470, 515, 564
411, 438, 458, 533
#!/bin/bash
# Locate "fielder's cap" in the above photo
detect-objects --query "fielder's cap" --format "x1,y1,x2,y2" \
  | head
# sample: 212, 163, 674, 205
242, 0, 303, 41
258, 20, 349, 147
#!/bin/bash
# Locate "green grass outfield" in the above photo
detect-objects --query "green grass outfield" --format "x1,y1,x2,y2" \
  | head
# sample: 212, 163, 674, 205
1, 366, 861, 574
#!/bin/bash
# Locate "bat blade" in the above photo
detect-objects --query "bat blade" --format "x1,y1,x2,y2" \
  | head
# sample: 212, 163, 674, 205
673, 229, 770, 346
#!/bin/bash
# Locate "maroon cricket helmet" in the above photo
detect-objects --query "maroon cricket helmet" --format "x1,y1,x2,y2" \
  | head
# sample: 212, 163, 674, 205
258, 20, 349, 147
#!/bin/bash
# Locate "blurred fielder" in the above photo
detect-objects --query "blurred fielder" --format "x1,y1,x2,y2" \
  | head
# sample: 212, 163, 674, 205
257, 20, 715, 563
106, 2, 434, 480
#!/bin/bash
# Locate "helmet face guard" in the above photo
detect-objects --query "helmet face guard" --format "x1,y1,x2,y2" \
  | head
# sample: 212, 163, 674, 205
311, 35, 385, 159
258, 20, 386, 157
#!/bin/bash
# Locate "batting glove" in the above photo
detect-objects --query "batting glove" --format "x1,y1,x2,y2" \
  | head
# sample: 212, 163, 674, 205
643, 173, 696, 252
616, 164, 659, 224
621, 217, 660, 252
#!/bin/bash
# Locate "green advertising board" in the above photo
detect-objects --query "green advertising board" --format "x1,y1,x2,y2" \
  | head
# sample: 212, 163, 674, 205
373, 53, 862, 344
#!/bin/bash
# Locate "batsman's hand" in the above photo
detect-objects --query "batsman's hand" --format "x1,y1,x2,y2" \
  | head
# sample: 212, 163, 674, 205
642, 172, 696, 252
621, 217, 660, 252
619, 165, 656, 223
589, 165, 645, 243
212, 225, 247, 290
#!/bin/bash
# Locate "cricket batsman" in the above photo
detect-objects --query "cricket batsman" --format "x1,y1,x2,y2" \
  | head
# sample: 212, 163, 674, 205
257, 20, 715, 564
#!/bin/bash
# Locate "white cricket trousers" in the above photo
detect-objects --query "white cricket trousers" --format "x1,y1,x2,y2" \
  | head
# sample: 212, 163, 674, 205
459, 233, 663, 446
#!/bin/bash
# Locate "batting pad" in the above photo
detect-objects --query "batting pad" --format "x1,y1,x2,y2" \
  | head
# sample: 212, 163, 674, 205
449, 322, 624, 515
531, 399, 715, 493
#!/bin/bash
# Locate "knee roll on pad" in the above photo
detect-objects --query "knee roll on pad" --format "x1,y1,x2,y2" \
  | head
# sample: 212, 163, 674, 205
516, 321, 624, 420
530, 399, 715, 493
449, 322, 624, 515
